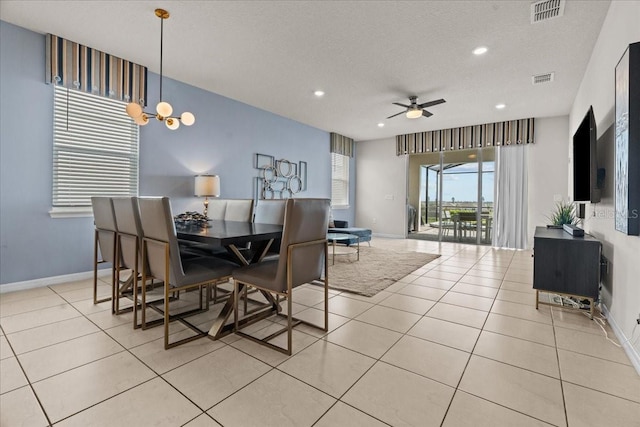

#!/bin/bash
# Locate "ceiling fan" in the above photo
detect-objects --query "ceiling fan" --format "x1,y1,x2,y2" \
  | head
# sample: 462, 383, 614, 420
387, 96, 446, 119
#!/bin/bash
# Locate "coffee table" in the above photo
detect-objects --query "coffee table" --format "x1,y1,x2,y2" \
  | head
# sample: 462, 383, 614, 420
327, 233, 360, 265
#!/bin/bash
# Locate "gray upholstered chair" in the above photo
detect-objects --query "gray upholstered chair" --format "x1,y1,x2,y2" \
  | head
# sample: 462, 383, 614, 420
91, 197, 118, 306
236, 199, 287, 311
252, 199, 286, 257
233, 198, 330, 355
253, 199, 286, 225
137, 196, 237, 349
202, 199, 253, 221
111, 197, 144, 318
225, 199, 254, 222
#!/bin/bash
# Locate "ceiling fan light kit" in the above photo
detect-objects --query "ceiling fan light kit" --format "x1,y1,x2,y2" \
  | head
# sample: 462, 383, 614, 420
125, 8, 195, 130
388, 95, 446, 120
406, 108, 422, 119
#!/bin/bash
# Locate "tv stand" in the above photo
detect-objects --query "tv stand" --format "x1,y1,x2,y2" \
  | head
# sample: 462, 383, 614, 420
533, 226, 601, 319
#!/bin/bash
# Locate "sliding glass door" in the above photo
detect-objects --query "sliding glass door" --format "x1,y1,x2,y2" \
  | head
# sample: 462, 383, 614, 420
408, 148, 494, 245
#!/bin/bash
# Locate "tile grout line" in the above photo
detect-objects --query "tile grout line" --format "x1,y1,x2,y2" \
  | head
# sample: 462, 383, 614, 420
0, 323, 54, 427
3, 243, 636, 425
218, 248, 454, 426
47, 284, 227, 425
437, 248, 514, 426
550, 305, 570, 427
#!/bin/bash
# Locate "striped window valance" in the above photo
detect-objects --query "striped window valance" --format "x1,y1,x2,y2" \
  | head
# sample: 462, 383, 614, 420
46, 34, 147, 105
396, 118, 535, 156
330, 132, 355, 157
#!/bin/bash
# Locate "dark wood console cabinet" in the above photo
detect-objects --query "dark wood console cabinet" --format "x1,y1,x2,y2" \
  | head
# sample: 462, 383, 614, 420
533, 226, 601, 317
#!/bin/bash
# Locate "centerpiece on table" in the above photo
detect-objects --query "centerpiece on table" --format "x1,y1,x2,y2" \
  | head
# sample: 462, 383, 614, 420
174, 211, 210, 228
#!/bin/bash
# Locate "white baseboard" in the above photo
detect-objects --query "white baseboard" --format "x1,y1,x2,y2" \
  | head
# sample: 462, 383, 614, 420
373, 233, 405, 239
0, 269, 111, 294
601, 303, 640, 376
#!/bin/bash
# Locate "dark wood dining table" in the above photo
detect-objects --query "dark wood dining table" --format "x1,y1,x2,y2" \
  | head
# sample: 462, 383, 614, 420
175, 220, 284, 339
176, 220, 283, 266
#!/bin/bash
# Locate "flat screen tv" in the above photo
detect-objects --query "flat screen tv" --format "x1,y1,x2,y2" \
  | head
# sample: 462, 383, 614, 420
573, 106, 601, 203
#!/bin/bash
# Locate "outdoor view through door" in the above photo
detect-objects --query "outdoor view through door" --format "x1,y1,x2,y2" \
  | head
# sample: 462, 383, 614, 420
408, 148, 495, 245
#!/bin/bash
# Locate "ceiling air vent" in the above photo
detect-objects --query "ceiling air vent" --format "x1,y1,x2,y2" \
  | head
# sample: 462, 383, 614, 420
531, 0, 565, 24
532, 72, 555, 85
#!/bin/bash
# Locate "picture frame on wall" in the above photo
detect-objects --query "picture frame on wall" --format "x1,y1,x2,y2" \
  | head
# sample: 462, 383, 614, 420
299, 161, 308, 191
255, 153, 274, 169
614, 41, 640, 235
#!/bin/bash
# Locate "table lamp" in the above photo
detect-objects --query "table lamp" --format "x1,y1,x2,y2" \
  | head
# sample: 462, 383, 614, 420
194, 175, 220, 217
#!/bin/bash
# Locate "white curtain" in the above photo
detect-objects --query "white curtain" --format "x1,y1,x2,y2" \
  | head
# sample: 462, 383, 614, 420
493, 145, 529, 249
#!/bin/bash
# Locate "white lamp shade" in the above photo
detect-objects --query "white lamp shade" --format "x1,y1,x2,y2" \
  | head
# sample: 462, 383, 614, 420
194, 175, 220, 197
181, 112, 195, 126
126, 102, 143, 118
406, 108, 422, 119
156, 101, 173, 117
166, 118, 180, 130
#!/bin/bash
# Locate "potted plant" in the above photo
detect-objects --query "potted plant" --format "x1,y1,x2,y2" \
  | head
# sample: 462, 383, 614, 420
547, 201, 577, 228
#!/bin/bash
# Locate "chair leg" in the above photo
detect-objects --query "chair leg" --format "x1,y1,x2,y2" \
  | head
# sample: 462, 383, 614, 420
163, 246, 171, 350
287, 289, 293, 356
243, 285, 248, 315
234, 280, 239, 331
133, 268, 139, 329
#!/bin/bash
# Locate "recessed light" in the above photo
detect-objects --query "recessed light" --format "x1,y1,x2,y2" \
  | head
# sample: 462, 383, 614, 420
377, 123, 384, 127
314, 90, 325, 97
495, 103, 506, 109
468, 154, 477, 159
473, 46, 488, 55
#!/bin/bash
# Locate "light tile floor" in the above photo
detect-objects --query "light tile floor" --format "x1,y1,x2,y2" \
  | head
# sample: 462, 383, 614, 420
1, 238, 639, 426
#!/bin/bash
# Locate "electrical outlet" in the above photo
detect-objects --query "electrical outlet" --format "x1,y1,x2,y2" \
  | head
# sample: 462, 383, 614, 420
372, 217, 377, 224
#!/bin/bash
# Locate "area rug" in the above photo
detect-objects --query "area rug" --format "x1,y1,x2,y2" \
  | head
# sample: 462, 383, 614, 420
323, 246, 440, 297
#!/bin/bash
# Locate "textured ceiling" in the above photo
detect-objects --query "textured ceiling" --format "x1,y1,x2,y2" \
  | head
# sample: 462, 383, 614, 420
0, 0, 611, 141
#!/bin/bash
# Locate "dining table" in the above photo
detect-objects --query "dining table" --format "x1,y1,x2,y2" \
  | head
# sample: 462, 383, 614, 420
452, 213, 493, 243
176, 219, 284, 339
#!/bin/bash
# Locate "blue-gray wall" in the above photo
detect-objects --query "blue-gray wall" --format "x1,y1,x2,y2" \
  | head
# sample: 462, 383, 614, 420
0, 20, 354, 285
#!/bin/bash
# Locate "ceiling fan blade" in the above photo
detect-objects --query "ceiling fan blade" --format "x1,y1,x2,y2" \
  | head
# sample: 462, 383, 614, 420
418, 99, 446, 109
422, 109, 433, 118
392, 102, 410, 108
387, 111, 405, 119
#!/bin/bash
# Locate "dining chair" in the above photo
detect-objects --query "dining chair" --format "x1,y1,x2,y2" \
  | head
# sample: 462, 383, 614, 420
252, 199, 286, 255
91, 197, 118, 305
253, 199, 286, 225
233, 198, 330, 355
111, 197, 145, 318
205, 199, 227, 220
225, 199, 254, 222
137, 196, 236, 349
237, 199, 287, 312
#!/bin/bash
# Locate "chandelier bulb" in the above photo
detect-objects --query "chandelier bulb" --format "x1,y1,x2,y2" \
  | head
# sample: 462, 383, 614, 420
134, 113, 149, 126
181, 112, 195, 126
126, 102, 143, 118
166, 118, 180, 130
156, 101, 173, 117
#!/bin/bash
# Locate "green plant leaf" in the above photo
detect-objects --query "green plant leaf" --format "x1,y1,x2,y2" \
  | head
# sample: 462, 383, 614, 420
547, 201, 577, 226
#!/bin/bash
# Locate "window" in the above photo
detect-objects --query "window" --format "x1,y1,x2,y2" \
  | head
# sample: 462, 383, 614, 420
331, 152, 349, 207
51, 86, 139, 215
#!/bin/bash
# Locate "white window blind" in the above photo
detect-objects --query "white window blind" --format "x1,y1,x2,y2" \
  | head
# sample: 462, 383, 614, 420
331, 153, 349, 207
53, 86, 139, 208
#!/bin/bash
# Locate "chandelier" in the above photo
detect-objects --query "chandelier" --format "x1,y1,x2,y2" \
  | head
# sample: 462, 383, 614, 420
125, 8, 195, 130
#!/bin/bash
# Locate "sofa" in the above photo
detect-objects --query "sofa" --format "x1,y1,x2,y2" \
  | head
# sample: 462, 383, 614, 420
328, 220, 372, 246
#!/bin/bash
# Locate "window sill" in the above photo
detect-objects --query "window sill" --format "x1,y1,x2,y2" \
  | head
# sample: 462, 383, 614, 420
332, 205, 350, 210
49, 207, 93, 218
